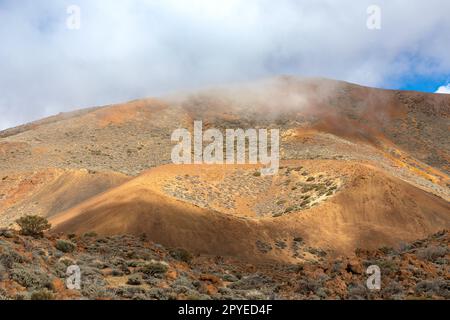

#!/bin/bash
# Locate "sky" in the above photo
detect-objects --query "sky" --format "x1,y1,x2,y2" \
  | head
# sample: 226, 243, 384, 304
0, 0, 450, 130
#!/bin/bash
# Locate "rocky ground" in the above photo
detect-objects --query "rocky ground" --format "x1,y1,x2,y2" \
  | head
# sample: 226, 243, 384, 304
0, 229, 448, 300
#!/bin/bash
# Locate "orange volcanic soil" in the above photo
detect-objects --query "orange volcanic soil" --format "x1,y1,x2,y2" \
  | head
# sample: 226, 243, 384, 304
51, 161, 450, 262
0, 168, 130, 226
0, 77, 448, 263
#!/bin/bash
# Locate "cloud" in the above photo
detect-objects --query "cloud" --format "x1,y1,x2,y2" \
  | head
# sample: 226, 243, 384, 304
435, 84, 450, 94
1, 0, 450, 129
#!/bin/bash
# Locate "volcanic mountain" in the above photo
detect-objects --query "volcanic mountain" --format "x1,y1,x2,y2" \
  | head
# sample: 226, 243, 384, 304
0, 77, 449, 262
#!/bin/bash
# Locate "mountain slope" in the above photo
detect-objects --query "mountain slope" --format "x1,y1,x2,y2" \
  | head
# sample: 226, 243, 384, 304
50, 161, 450, 261
0, 77, 448, 262
0, 168, 129, 227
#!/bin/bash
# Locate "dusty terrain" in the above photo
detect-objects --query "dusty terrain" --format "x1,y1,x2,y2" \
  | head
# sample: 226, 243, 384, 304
0, 229, 448, 300
51, 161, 449, 262
0, 76, 449, 299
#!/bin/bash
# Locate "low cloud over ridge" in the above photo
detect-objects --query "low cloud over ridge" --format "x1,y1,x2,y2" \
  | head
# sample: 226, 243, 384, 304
1, 0, 450, 129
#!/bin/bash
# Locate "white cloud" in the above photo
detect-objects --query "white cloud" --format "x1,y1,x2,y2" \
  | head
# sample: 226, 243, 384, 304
435, 84, 450, 94
1, 0, 450, 129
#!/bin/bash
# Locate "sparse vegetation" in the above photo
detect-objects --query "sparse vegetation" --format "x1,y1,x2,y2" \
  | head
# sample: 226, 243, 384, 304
10, 265, 52, 289
415, 279, 449, 298
83, 232, 98, 238
0, 229, 448, 300
0, 74, 448, 304
416, 246, 447, 261
255, 240, 272, 254
169, 248, 193, 264
163, 165, 342, 218
127, 274, 143, 286
252, 171, 261, 177
284, 206, 295, 213
31, 289, 54, 300
55, 240, 76, 253
140, 261, 169, 276
15, 215, 51, 238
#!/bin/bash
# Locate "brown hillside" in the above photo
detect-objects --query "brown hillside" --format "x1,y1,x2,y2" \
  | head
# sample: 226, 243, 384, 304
0, 168, 129, 227
51, 161, 450, 261
0, 77, 448, 263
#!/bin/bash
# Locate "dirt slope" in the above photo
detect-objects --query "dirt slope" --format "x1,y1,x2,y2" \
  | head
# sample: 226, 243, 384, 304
0, 77, 448, 262
0, 169, 129, 227
51, 161, 450, 261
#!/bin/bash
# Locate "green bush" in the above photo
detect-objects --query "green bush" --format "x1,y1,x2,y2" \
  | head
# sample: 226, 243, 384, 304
31, 289, 54, 300
56, 240, 76, 253
169, 248, 193, 264
140, 261, 168, 276
15, 215, 51, 238
127, 274, 143, 286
